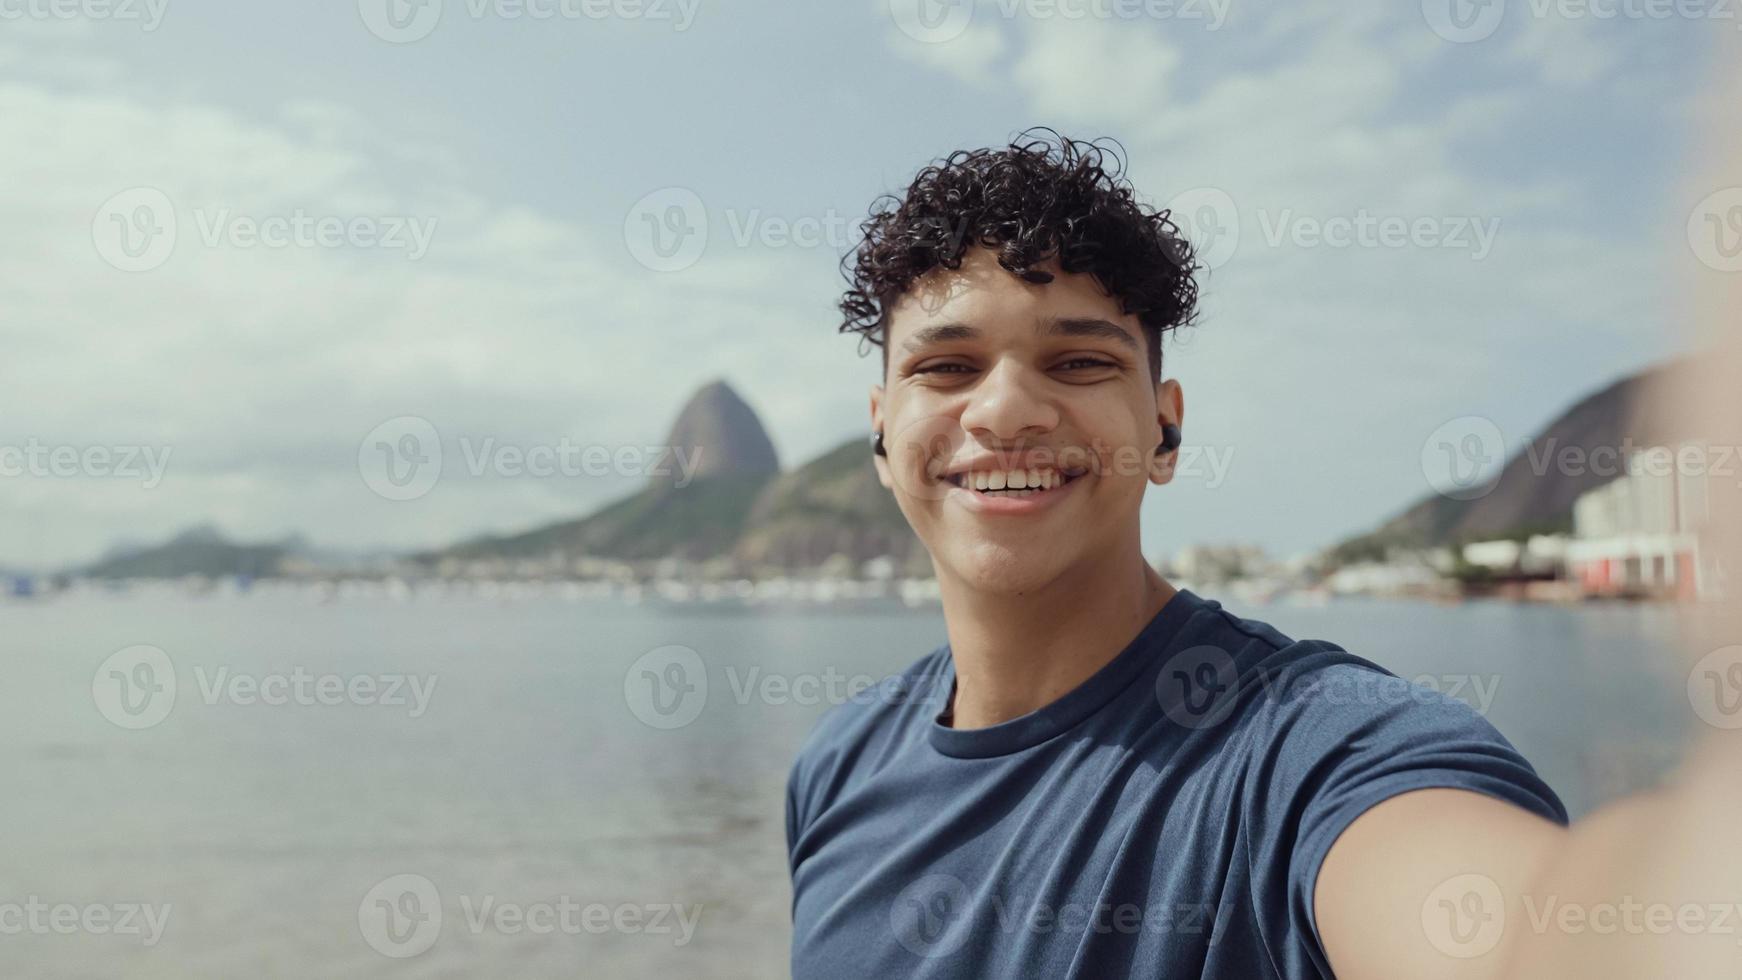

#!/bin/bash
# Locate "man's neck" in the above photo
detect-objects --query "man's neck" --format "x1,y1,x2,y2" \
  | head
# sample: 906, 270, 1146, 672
936, 544, 1176, 730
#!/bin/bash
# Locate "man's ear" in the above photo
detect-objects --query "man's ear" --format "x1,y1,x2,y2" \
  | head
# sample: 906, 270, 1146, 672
870, 384, 893, 490
1151, 378, 1185, 486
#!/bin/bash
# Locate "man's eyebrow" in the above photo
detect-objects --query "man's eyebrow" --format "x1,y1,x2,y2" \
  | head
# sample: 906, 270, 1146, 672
898, 317, 1139, 354
901, 322, 980, 353
1043, 316, 1140, 351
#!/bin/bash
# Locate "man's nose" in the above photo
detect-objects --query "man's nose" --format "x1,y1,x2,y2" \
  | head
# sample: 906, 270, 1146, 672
958, 360, 1059, 442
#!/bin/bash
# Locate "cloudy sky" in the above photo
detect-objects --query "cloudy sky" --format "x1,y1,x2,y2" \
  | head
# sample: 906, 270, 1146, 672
0, 0, 1728, 569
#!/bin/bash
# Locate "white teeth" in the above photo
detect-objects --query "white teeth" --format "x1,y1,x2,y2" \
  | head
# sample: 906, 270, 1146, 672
955, 468, 1072, 493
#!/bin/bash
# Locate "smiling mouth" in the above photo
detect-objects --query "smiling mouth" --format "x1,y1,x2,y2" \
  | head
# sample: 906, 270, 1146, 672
943, 466, 1089, 498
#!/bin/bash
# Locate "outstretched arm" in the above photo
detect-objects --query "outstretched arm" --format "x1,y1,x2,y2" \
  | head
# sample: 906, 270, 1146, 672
1315, 758, 1742, 980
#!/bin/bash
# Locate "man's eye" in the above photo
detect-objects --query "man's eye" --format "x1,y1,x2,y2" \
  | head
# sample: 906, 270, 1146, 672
914, 363, 974, 375
1059, 358, 1117, 370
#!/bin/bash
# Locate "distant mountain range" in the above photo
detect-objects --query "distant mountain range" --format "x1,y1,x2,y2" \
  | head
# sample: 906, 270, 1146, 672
435, 379, 927, 574
1332, 358, 1706, 561
84, 524, 296, 579
68, 359, 1707, 581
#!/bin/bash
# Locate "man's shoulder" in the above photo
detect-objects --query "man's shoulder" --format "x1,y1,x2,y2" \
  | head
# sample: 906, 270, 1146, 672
786, 643, 951, 793
1171, 591, 1390, 693
1168, 592, 1490, 738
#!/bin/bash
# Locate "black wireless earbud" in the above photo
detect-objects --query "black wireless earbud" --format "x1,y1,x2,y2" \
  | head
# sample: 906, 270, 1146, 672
1155, 423, 1182, 455
871, 430, 887, 457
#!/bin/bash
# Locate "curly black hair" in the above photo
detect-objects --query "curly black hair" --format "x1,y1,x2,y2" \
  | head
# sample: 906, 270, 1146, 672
838, 128, 1200, 381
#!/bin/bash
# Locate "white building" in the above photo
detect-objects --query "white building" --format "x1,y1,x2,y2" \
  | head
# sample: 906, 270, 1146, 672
1565, 443, 1716, 598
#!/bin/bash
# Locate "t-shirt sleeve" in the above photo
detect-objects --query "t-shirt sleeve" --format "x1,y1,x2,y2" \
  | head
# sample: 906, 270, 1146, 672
1245, 658, 1569, 980
785, 764, 800, 863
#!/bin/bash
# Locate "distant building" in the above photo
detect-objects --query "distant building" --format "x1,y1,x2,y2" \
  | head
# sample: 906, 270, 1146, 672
1461, 535, 1569, 577
1172, 544, 1269, 585
1324, 560, 1447, 597
1461, 539, 1522, 571
1565, 444, 1717, 599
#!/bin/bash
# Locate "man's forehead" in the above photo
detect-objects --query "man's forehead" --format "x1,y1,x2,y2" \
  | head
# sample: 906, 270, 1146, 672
885, 256, 1140, 351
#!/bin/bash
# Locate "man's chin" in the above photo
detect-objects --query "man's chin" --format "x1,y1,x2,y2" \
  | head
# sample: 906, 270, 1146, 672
935, 539, 1072, 597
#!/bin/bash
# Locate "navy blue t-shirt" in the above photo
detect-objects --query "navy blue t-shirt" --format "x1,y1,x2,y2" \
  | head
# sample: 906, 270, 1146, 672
785, 589, 1567, 979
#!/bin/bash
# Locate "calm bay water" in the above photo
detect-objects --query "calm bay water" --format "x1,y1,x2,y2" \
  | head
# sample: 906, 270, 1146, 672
0, 590, 1696, 977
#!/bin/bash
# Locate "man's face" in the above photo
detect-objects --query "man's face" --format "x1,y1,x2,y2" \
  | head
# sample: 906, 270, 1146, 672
871, 246, 1184, 595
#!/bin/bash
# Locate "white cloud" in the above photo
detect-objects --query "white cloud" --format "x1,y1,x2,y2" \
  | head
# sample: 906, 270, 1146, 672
885, 13, 1008, 87
0, 47, 852, 567
1009, 16, 1179, 125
